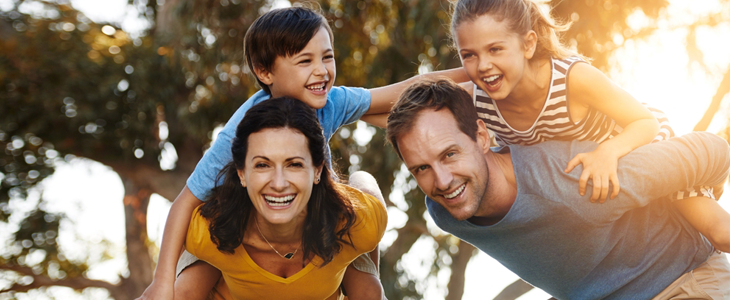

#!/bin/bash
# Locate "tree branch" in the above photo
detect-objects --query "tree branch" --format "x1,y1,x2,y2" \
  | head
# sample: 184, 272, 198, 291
694, 64, 730, 131
0, 264, 118, 293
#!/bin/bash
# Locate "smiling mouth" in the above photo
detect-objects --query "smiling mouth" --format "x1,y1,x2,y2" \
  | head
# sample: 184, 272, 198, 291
306, 82, 326, 92
264, 195, 295, 207
444, 184, 466, 199
482, 75, 502, 87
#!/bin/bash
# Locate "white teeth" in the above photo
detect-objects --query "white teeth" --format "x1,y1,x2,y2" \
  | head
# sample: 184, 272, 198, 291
444, 184, 465, 199
483, 75, 500, 83
264, 195, 295, 206
306, 83, 326, 91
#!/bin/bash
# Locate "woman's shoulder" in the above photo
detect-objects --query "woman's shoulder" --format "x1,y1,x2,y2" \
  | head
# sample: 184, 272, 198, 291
335, 183, 388, 248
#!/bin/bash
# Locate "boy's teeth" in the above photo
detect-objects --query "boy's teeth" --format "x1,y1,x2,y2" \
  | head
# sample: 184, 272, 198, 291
445, 184, 465, 199
264, 195, 295, 206
307, 83, 326, 91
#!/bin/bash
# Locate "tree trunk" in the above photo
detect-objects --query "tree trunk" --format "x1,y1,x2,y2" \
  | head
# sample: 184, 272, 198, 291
118, 177, 155, 299
694, 65, 730, 131
445, 241, 475, 300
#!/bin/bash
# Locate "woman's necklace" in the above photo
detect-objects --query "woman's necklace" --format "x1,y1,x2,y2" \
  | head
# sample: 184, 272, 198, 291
255, 218, 299, 260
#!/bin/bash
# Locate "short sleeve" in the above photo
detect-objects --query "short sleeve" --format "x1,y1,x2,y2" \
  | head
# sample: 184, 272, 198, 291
318, 86, 371, 140
186, 90, 270, 201
343, 185, 387, 252
185, 206, 211, 258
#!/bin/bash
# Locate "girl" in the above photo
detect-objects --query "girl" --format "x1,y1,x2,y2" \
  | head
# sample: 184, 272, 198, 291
449, 0, 728, 250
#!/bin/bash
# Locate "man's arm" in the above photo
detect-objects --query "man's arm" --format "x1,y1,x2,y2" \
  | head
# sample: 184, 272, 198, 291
611, 132, 730, 209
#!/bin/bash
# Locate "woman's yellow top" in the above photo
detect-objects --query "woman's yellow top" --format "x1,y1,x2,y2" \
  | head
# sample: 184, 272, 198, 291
185, 184, 388, 300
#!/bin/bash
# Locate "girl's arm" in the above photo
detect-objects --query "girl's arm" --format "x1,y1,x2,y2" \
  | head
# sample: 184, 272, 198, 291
564, 62, 660, 202
362, 68, 470, 128
136, 187, 203, 300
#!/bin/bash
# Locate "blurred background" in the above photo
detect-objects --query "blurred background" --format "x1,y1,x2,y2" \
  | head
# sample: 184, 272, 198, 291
0, 0, 729, 299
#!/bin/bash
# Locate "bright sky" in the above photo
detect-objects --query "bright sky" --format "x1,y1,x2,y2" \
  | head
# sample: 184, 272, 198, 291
2, 0, 730, 299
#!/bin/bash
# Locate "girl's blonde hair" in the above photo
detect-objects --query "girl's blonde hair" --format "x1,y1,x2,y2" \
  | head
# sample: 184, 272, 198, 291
450, 0, 580, 60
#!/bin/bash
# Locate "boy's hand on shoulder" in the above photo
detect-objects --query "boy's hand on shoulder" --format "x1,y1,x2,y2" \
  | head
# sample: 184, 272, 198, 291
565, 148, 620, 203
135, 280, 173, 300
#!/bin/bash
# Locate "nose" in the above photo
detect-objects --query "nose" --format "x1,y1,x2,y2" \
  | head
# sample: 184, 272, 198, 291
313, 60, 328, 77
269, 168, 290, 191
478, 57, 492, 73
433, 163, 454, 193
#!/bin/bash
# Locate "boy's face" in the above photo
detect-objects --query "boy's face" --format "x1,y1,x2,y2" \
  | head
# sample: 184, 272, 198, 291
261, 27, 335, 109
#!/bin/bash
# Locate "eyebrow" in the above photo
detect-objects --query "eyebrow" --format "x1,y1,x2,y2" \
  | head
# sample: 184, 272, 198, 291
405, 143, 459, 173
292, 48, 333, 60
459, 40, 505, 52
251, 156, 306, 162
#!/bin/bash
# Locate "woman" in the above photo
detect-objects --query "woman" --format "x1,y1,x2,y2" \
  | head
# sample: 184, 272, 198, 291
184, 97, 388, 299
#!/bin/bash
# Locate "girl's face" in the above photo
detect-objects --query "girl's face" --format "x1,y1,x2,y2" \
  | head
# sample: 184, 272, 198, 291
455, 14, 536, 101
238, 127, 323, 227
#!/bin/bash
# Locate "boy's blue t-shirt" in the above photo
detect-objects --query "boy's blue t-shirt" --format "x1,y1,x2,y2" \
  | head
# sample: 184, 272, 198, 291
187, 86, 371, 201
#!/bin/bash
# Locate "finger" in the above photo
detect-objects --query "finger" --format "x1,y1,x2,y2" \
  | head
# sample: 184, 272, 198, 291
565, 155, 582, 173
591, 175, 601, 202
579, 170, 590, 197
599, 176, 609, 203
610, 175, 620, 199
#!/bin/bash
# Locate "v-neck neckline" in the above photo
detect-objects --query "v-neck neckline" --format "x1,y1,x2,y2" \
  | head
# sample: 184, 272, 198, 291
239, 245, 322, 283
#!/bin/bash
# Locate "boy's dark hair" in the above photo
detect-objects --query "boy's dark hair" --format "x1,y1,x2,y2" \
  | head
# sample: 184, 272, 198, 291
386, 78, 479, 159
244, 6, 334, 95
199, 97, 356, 266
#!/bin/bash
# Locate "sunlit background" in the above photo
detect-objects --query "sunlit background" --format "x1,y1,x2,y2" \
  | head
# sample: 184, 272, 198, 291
0, 0, 729, 299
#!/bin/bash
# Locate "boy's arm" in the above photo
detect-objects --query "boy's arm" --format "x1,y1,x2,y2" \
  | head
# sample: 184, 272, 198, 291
366, 68, 469, 113
136, 187, 202, 300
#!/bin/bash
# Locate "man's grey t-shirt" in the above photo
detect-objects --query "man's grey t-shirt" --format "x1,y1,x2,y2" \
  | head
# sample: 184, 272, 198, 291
427, 132, 730, 299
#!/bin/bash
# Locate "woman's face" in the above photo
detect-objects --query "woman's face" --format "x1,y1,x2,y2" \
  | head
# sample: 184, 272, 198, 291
238, 127, 323, 227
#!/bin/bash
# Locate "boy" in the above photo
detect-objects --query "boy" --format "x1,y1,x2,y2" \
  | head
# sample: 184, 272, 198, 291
137, 6, 468, 300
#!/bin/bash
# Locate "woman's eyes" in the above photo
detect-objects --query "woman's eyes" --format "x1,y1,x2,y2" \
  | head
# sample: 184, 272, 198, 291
255, 162, 269, 168
289, 162, 304, 168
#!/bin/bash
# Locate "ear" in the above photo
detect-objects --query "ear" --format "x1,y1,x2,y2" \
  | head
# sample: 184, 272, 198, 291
523, 30, 538, 60
236, 169, 247, 188
252, 65, 274, 86
476, 119, 492, 154
314, 165, 324, 185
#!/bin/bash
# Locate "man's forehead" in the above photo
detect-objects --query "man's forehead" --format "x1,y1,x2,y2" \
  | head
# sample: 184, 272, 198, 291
398, 108, 463, 160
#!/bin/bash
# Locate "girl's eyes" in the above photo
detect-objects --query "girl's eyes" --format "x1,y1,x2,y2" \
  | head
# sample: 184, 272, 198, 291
490, 47, 501, 53
461, 53, 474, 59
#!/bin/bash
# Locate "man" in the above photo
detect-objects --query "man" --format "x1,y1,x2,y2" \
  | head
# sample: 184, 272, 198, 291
385, 78, 730, 299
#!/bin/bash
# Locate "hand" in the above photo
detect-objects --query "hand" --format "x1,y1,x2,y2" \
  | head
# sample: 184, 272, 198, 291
135, 280, 173, 300
565, 149, 620, 203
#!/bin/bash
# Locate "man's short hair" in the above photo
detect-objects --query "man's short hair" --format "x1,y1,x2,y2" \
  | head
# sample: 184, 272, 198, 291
243, 6, 334, 95
386, 78, 479, 159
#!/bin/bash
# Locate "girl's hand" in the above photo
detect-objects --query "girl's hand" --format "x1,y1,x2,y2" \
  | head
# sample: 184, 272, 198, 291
565, 149, 620, 203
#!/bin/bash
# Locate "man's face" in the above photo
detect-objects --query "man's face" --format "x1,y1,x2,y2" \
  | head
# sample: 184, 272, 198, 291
397, 108, 491, 221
